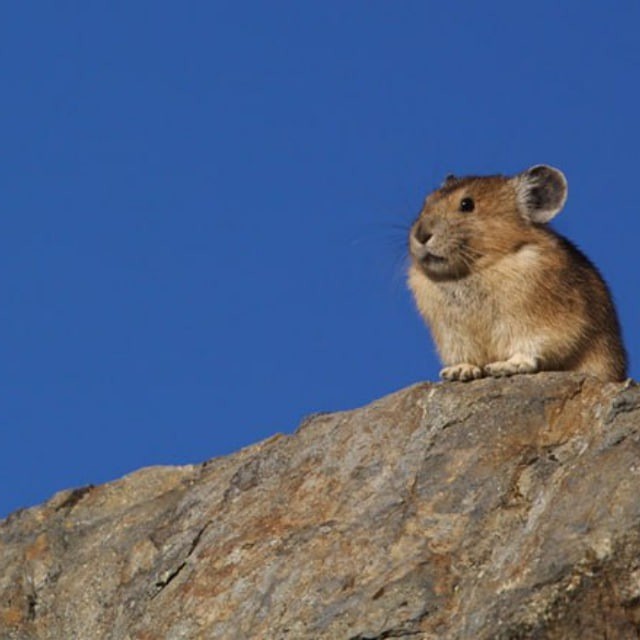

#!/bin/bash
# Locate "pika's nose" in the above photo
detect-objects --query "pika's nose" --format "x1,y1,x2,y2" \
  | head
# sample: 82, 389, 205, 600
414, 225, 432, 245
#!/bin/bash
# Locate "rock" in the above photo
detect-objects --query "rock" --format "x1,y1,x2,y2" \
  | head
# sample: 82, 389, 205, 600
1, 373, 640, 639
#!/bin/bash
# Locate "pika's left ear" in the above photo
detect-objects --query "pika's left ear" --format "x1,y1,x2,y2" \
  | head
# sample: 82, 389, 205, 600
515, 165, 568, 223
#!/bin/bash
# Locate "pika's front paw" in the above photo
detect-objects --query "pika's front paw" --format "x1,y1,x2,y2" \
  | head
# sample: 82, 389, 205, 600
484, 355, 540, 377
440, 363, 484, 382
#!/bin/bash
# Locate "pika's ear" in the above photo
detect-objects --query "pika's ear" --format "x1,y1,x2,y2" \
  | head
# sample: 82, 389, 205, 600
515, 165, 568, 223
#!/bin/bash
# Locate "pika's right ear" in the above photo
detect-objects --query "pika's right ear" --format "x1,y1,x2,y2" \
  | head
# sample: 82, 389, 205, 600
515, 165, 568, 224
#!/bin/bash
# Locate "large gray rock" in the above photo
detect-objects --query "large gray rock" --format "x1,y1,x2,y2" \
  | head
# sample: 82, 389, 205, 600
2, 373, 640, 639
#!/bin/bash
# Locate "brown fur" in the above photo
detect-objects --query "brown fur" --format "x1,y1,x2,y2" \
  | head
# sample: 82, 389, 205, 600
407, 166, 627, 382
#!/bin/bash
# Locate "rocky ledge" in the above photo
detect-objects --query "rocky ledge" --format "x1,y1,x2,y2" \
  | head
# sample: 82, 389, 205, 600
2, 373, 640, 639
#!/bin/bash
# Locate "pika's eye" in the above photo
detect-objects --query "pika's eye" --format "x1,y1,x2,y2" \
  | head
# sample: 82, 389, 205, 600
459, 197, 475, 212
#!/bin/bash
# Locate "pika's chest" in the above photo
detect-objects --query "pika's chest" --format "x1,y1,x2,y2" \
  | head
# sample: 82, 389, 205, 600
438, 279, 489, 310
424, 276, 494, 323
408, 267, 500, 360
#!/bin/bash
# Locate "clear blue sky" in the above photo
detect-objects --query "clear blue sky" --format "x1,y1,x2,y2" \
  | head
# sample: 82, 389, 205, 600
2, 2, 638, 518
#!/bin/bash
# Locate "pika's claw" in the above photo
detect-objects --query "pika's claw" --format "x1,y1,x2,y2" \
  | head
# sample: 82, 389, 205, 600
484, 355, 540, 377
440, 363, 484, 382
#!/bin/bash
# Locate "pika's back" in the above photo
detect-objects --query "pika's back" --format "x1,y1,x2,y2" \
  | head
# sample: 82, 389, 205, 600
408, 165, 627, 382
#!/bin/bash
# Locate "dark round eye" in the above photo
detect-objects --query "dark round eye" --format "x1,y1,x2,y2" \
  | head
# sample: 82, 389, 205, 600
459, 197, 475, 212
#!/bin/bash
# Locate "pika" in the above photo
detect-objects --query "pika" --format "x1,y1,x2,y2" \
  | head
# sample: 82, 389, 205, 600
407, 165, 627, 382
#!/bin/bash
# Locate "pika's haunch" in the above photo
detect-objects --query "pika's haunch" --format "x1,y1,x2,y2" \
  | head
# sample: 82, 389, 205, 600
407, 165, 627, 382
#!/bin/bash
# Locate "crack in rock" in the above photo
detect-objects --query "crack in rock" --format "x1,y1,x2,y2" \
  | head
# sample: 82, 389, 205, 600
152, 523, 209, 596
349, 607, 430, 639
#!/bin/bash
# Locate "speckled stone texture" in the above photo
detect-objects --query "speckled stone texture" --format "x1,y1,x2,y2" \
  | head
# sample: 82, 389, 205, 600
2, 373, 640, 639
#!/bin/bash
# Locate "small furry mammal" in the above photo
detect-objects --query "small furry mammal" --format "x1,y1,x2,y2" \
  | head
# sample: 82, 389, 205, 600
407, 165, 627, 382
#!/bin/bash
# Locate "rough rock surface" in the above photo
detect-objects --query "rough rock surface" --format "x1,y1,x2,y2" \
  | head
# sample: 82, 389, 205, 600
2, 373, 640, 639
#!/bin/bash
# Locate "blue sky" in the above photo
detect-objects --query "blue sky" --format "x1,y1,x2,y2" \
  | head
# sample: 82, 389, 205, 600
2, 1, 638, 518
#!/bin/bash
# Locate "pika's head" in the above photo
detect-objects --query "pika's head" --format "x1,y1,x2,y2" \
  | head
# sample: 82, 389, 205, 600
409, 165, 568, 280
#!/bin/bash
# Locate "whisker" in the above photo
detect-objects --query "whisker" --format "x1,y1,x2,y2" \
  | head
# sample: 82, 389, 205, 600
348, 220, 410, 247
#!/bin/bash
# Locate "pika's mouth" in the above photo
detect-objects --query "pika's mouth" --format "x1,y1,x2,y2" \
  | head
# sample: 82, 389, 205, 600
413, 246, 447, 266
416, 249, 471, 281
410, 235, 447, 264
411, 244, 464, 280
422, 252, 446, 265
